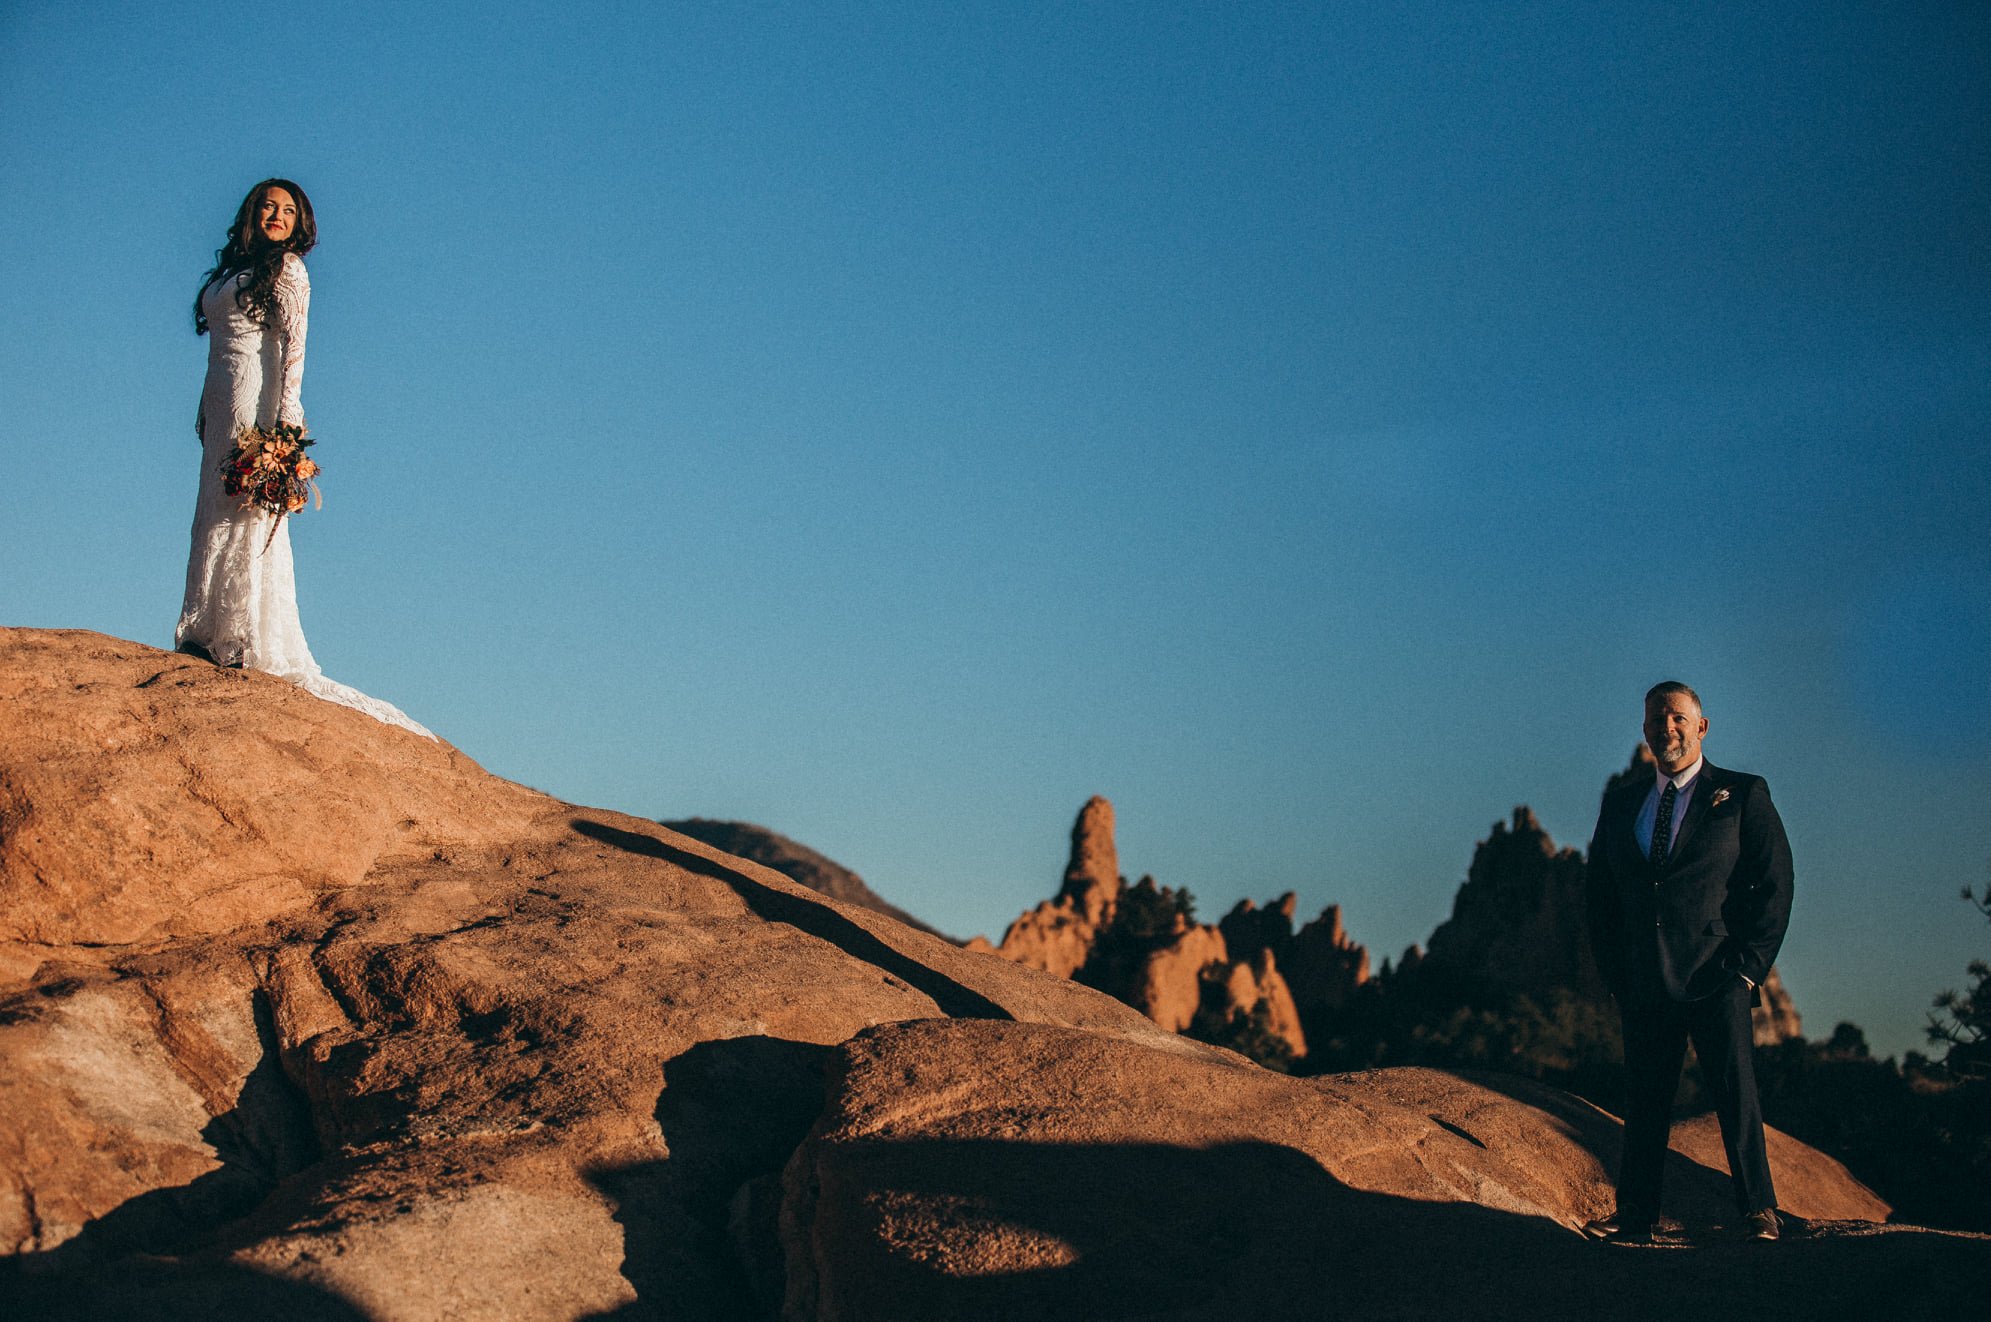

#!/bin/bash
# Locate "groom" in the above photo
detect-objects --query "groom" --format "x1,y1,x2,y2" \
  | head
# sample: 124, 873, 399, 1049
1582, 681, 1794, 1243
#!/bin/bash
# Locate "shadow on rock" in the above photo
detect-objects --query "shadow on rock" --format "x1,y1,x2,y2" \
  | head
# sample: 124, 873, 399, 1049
6, 991, 318, 1282
572, 819, 1011, 1020
1456, 1067, 1815, 1235
798, 1135, 1991, 1322
582, 1035, 835, 1321
0, 1257, 369, 1322
2, 989, 324, 1317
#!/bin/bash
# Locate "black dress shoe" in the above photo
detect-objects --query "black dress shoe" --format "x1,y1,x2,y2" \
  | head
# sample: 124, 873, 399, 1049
1581, 1213, 1654, 1245
1740, 1208, 1780, 1241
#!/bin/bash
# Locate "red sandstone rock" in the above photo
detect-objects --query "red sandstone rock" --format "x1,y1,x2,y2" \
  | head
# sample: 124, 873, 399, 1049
1242, 899, 1371, 1024
993, 797, 1123, 979
1132, 922, 1228, 1034
991, 894, 1101, 981
1247, 949, 1307, 1054
0, 629, 1966, 1322
990, 800, 1322, 1061
1187, 947, 1310, 1060
782, 1019, 1930, 1322
1754, 966, 1804, 1046
1060, 795, 1119, 925
0, 629, 1179, 1318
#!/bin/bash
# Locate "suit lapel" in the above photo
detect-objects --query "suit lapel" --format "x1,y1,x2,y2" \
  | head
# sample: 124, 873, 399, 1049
1612, 775, 1656, 877
1666, 760, 1726, 867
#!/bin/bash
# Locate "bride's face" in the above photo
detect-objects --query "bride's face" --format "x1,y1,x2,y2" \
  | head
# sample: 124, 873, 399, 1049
256, 188, 298, 244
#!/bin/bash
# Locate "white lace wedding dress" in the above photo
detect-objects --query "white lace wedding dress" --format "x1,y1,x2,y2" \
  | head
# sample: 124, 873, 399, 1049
175, 254, 433, 738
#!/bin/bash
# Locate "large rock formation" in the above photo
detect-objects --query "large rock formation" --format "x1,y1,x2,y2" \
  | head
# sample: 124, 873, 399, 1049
987, 798, 1326, 1061
784, 1021, 1956, 1322
979, 768, 1806, 1070
1422, 806, 1603, 999
1131, 920, 1227, 1034
1203, 948, 1307, 1053
1059, 793, 1120, 922
0, 629, 1965, 1320
1751, 968, 1804, 1046
660, 818, 947, 940
0, 629, 1177, 1319
986, 796, 1119, 979
1220, 895, 1370, 1024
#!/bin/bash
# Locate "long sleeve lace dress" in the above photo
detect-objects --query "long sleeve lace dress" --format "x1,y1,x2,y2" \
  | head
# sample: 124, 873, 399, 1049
175, 254, 432, 737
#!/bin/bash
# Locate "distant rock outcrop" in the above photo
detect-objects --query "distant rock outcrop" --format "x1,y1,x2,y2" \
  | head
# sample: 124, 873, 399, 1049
980, 757, 1805, 1074
987, 798, 1357, 1063
1061, 793, 1121, 922
1752, 966, 1805, 1046
990, 796, 1120, 979
1133, 920, 1227, 1034
1422, 806, 1603, 999
1221, 896, 1370, 1025
660, 817, 947, 940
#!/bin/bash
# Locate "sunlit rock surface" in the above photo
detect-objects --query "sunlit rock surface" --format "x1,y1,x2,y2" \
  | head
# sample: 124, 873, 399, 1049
0, 628, 1972, 1321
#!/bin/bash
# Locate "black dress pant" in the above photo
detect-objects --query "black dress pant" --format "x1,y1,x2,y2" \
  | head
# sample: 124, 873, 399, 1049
1616, 976, 1776, 1218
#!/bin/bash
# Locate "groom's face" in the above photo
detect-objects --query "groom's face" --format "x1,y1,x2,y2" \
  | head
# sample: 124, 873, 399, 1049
1643, 693, 1707, 774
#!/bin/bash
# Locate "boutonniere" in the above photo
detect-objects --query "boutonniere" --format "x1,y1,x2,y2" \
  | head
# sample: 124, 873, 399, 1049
1709, 787, 1732, 808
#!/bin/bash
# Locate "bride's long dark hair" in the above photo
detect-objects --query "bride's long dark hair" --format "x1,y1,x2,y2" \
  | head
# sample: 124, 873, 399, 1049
193, 178, 317, 335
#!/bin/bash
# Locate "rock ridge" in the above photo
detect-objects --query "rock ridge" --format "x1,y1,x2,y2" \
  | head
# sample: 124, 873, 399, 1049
0, 628, 1956, 1320
659, 818, 947, 941
983, 797, 1359, 1062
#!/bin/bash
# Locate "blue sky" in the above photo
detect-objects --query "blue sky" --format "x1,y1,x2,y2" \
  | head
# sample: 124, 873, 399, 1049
2, 2, 1985, 1059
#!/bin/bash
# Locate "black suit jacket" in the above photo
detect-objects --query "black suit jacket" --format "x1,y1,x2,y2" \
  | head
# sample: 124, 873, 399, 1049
1585, 760, 1793, 1004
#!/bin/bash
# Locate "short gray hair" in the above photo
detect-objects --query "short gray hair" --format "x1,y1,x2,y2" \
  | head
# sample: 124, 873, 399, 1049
1644, 680, 1703, 714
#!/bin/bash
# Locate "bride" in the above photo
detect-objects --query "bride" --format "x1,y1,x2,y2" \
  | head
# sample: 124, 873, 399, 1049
175, 179, 431, 738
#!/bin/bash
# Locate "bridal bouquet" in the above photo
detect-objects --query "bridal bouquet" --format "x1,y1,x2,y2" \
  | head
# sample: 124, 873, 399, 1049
222, 421, 321, 550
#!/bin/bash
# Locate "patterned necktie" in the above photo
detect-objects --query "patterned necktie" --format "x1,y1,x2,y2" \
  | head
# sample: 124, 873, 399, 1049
1650, 781, 1678, 863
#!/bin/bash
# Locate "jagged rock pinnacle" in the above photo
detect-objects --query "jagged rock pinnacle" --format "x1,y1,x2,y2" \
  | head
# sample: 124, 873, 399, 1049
1059, 794, 1121, 926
